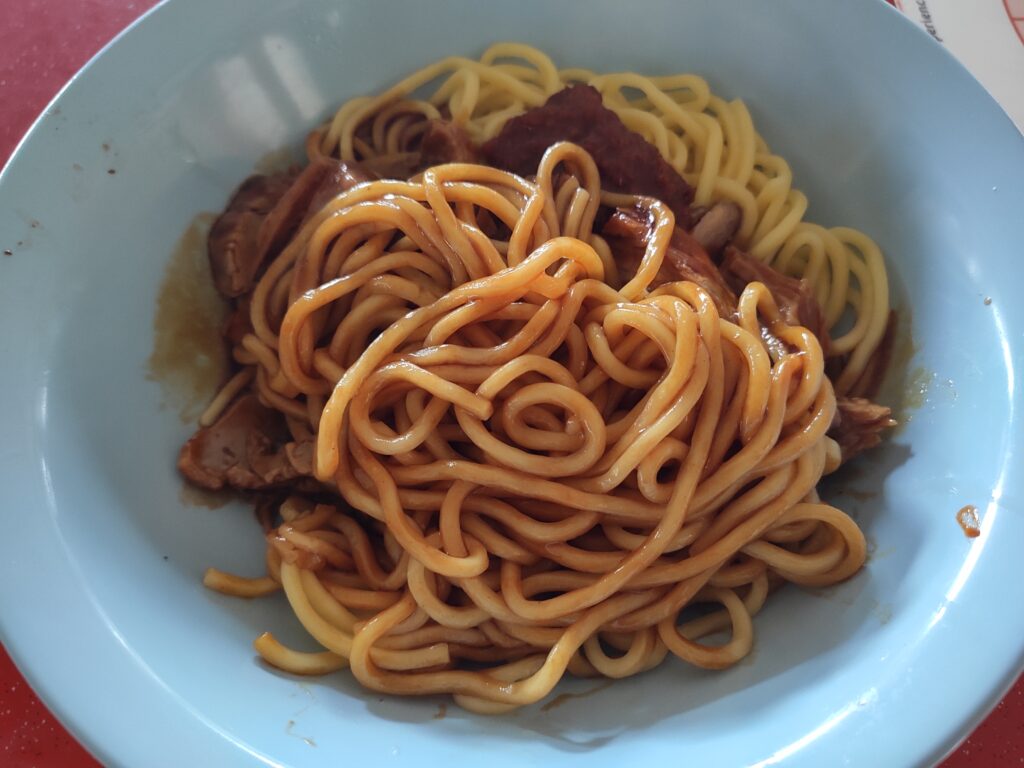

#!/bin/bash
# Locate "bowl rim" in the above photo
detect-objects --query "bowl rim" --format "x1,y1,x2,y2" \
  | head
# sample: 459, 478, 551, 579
1, 1, 1022, 767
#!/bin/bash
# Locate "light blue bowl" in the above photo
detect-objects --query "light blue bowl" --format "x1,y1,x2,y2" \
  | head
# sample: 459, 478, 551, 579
0, 1, 1021, 765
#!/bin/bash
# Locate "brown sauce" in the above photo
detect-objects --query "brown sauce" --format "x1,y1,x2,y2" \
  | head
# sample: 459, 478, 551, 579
177, 482, 234, 510
956, 505, 981, 539
899, 366, 934, 417
147, 213, 229, 423
839, 487, 879, 502
846, 306, 930, 437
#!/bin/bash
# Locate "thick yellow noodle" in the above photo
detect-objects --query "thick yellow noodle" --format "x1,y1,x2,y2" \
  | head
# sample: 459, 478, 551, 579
311, 42, 889, 392
208, 135, 867, 713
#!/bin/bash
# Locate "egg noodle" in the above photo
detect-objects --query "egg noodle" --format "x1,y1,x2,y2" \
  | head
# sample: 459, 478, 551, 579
313, 43, 889, 394
201, 44, 879, 713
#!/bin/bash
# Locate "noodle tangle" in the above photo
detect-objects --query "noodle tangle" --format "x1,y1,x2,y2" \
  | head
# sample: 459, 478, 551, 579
208, 138, 867, 712
312, 43, 889, 393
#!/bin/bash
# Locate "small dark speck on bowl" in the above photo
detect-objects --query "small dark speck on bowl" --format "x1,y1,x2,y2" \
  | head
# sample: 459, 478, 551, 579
101, 142, 110, 152
108, 169, 116, 175
29, 220, 40, 229
3, 249, 11, 257
72, 163, 82, 171
984, 297, 992, 306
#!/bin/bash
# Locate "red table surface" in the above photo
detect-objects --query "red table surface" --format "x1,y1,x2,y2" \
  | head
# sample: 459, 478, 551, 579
1, 1, 1021, 766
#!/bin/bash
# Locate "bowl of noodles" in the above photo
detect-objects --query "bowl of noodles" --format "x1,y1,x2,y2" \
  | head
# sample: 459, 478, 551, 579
0, 1, 1021, 766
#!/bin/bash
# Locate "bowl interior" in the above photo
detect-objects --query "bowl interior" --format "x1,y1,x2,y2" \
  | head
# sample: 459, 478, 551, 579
1, 1, 1022, 766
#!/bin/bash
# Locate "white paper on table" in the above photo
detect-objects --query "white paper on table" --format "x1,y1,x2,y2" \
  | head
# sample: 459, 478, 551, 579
893, 0, 1024, 132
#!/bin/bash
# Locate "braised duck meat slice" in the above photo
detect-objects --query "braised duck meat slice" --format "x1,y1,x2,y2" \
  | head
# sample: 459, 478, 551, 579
603, 207, 737, 315
257, 157, 374, 266
178, 394, 309, 491
207, 172, 296, 298
208, 159, 373, 299
483, 85, 694, 224
720, 246, 829, 350
830, 397, 896, 464
419, 119, 480, 167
